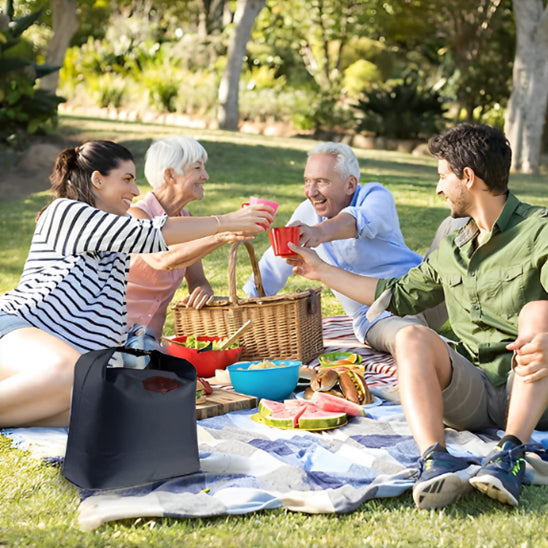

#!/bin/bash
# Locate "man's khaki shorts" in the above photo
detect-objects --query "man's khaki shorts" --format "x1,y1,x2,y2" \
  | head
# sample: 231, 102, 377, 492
367, 314, 548, 432
442, 343, 548, 431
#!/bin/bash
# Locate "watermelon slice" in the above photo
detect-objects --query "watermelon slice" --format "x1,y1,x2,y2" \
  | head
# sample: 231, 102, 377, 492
310, 391, 366, 417
263, 407, 307, 428
258, 399, 286, 417
254, 397, 354, 430
283, 399, 310, 411
297, 405, 347, 429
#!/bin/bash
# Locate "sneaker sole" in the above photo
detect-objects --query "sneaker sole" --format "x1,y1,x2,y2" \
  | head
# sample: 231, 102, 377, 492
413, 472, 472, 510
469, 474, 518, 506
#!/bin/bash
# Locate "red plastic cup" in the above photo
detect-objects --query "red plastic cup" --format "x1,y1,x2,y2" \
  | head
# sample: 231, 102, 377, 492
241, 196, 279, 228
268, 226, 300, 257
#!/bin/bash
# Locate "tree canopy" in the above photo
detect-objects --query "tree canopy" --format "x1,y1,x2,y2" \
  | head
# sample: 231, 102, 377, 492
2, 0, 547, 172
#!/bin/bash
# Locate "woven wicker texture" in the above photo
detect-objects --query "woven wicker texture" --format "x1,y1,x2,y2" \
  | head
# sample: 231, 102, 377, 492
171, 241, 324, 363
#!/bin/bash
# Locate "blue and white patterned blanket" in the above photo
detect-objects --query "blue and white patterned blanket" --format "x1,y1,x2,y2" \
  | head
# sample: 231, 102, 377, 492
4, 403, 548, 531
2, 317, 548, 530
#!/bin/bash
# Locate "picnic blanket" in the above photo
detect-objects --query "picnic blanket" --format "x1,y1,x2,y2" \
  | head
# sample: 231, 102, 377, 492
3, 316, 548, 531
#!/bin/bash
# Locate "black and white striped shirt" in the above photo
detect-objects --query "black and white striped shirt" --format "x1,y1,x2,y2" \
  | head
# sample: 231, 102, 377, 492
0, 198, 169, 352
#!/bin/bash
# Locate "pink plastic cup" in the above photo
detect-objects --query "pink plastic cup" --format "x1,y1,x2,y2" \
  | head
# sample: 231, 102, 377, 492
241, 196, 279, 228
268, 226, 300, 257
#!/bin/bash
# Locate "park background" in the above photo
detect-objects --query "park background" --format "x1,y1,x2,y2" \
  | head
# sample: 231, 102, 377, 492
1, 1, 548, 546
1, 0, 548, 176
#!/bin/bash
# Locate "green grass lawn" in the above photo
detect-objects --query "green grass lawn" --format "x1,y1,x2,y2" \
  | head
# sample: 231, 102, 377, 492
1, 115, 548, 546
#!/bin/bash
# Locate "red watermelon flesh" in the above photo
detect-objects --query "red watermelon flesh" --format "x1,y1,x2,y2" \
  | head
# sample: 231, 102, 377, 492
310, 391, 366, 417
257, 398, 350, 430
283, 399, 310, 411
259, 399, 286, 416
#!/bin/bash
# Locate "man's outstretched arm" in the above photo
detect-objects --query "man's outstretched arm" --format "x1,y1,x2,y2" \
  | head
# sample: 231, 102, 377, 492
286, 243, 379, 305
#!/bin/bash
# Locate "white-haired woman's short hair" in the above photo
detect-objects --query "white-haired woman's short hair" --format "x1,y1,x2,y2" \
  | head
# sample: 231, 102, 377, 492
144, 136, 208, 189
307, 142, 361, 182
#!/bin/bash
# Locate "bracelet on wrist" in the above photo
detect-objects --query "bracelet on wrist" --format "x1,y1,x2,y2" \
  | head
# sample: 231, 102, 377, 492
213, 215, 222, 233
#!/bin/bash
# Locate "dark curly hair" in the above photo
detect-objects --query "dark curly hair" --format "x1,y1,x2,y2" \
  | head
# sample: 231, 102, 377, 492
428, 123, 511, 195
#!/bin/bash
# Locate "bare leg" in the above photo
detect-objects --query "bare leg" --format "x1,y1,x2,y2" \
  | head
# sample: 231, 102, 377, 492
395, 324, 474, 509
470, 301, 548, 506
505, 300, 548, 442
0, 327, 81, 427
393, 324, 453, 454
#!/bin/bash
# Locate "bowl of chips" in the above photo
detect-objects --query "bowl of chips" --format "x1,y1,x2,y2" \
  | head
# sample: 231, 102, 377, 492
227, 360, 301, 401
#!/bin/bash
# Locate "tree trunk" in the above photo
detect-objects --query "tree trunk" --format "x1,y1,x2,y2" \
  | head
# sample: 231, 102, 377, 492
504, 0, 548, 174
38, 0, 78, 94
217, 0, 266, 131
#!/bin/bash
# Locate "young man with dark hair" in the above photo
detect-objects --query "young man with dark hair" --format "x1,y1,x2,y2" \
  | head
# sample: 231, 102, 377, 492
287, 123, 548, 509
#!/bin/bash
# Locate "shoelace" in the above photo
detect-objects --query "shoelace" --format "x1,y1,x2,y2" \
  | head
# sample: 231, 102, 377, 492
487, 444, 527, 473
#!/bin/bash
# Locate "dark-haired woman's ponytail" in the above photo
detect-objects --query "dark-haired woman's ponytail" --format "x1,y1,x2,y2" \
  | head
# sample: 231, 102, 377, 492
36, 147, 94, 220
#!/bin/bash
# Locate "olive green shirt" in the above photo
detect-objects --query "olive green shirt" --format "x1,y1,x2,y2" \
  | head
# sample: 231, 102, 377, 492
375, 192, 548, 386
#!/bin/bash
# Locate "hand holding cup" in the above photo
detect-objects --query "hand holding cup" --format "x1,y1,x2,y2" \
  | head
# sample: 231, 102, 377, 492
268, 226, 300, 257
241, 197, 279, 228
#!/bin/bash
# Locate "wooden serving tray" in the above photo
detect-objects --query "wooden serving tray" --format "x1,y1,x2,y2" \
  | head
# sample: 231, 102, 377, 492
196, 389, 258, 420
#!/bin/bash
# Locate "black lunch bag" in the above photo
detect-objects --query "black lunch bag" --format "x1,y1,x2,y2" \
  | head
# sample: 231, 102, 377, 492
62, 347, 200, 490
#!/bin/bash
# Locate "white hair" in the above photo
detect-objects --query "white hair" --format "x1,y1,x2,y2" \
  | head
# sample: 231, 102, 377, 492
144, 136, 208, 189
307, 142, 361, 182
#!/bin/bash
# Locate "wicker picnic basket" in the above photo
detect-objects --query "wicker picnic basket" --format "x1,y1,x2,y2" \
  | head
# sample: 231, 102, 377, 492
171, 241, 324, 364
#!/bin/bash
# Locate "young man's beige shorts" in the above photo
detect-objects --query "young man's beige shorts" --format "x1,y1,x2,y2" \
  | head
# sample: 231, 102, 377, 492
368, 313, 548, 433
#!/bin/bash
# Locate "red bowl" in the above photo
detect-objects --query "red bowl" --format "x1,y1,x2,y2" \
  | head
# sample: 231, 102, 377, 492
164, 336, 243, 378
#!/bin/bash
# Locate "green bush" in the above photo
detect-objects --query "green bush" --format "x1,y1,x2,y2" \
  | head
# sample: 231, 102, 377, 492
303, 91, 354, 132
343, 59, 382, 98
353, 71, 447, 140
172, 69, 219, 117
0, 9, 64, 145
92, 73, 126, 109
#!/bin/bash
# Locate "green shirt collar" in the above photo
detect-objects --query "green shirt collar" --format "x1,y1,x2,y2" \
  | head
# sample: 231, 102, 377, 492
494, 191, 519, 232
453, 191, 516, 248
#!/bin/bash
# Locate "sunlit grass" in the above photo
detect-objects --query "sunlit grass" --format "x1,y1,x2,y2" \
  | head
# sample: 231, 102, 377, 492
1, 115, 548, 544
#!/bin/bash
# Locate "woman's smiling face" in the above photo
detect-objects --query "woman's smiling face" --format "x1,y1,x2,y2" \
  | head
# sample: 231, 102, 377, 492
92, 160, 139, 216
175, 159, 209, 203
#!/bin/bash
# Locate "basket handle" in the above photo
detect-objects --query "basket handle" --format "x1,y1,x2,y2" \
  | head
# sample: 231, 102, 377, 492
228, 241, 267, 304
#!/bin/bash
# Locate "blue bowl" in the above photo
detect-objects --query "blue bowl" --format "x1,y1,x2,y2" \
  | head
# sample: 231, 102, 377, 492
227, 360, 301, 401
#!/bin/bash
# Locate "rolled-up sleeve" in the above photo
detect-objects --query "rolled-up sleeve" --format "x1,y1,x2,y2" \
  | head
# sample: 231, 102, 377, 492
373, 259, 445, 318
341, 183, 399, 240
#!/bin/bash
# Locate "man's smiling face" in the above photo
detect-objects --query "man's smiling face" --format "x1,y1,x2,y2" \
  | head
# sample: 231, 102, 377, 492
303, 153, 355, 218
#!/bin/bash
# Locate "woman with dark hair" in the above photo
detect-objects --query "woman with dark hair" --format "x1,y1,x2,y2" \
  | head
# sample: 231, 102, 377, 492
0, 140, 272, 428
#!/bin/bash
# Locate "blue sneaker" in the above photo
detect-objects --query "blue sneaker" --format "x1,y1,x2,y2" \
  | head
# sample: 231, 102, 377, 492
413, 443, 475, 509
469, 441, 526, 506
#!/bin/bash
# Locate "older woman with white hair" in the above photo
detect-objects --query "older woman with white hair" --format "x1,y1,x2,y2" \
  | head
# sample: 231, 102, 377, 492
125, 136, 254, 359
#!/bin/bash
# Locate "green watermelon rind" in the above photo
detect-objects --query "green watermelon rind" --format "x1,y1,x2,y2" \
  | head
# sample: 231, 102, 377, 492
298, 413, 347, 430
256, 412, 348, 431
262, 414, 297, 428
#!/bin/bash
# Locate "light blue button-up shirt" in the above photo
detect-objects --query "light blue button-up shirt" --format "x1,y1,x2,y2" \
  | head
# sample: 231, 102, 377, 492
243, 182, 422, 341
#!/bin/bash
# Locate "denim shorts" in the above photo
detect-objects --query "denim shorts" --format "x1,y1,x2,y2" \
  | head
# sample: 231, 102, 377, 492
122, 324, 162, 368
0, 312, 34, 339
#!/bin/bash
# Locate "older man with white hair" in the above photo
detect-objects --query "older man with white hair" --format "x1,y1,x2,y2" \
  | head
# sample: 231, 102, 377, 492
243, 141, 460, 351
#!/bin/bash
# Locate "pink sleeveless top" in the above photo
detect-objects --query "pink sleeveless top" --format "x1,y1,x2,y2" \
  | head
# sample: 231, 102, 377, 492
126, 192, 190, 339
